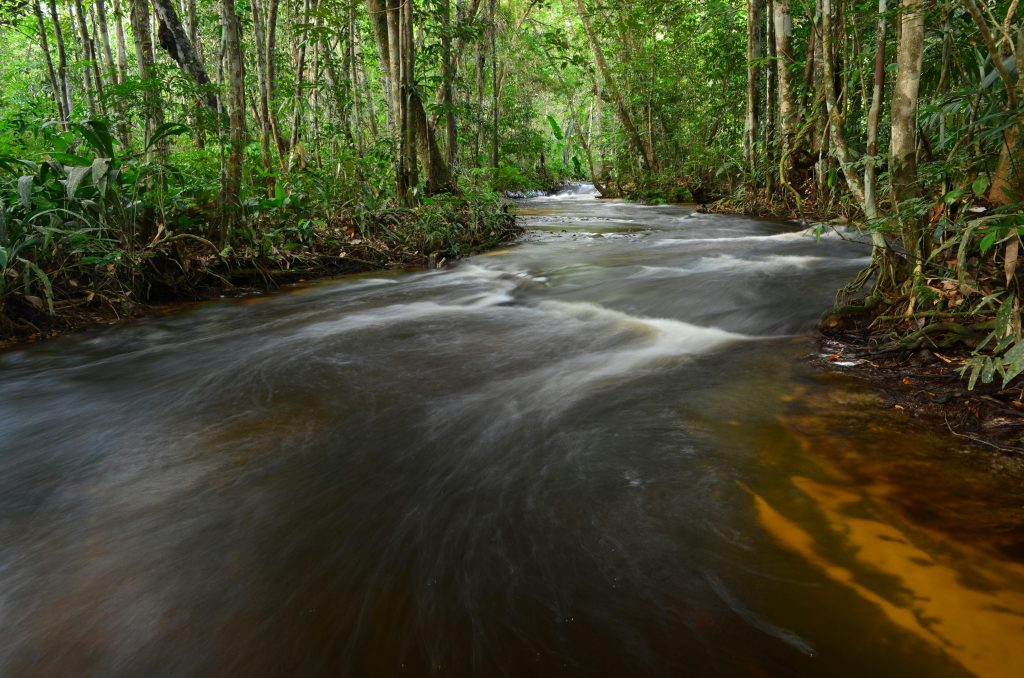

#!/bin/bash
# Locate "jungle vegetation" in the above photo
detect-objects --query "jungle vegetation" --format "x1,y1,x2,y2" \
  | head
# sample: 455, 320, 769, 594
0, 0, 1021, 390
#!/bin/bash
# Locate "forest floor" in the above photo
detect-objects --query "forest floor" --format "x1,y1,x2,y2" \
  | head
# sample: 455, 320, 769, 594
0, 204, 523, 348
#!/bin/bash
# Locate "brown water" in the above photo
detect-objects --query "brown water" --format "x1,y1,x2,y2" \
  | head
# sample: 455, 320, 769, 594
1, 185, 1023, 676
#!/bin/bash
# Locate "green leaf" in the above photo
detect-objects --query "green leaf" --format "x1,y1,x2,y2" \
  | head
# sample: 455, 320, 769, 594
66, 165, 92, 199
980, 230, 999, 253
145, 122, 190, 151
547, 115, 564, 140
17, 175, 33, 208
91, 157, 110, 190
972, 175, 990, 196
19, 257, 54, 314
74, 120, 115, 158
942, 188, 965, 205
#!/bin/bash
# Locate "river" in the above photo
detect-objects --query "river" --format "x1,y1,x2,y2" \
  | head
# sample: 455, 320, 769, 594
1, 186, 1023, 676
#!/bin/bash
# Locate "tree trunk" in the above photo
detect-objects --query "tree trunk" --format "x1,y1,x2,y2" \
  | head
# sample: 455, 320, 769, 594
890, 0, 925, 297
72, 0, 100, 117
474, 22, 485, 165
251, 0, 274, 183
772, 0, 795, 180
863, 0, 887, 220
130, 0, 165, 156
220, 0, 246, 240
95, 0, 116, 84
890, 0, 923, 204
489, 0, 498, 168
151, 0, 218, 109
113, 0, 129, 85
265, 0, 289, 167
346, 6, 363, 157
356, 30, 379, 139
441, 0, 457, 167
289, 0, 313, 155
744, 0, 762, 171
820, 0, 865, 206
572, 0, 652, 173
34, 2, 67, 127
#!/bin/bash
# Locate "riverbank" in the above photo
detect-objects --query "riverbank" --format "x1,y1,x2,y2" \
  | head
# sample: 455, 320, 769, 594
815, 332, 1024, 457
0, 196, 521, 347
704, 192, 1024, 456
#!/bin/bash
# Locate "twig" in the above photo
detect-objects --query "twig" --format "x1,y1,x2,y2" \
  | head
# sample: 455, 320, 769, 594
944, 415, 1024, 454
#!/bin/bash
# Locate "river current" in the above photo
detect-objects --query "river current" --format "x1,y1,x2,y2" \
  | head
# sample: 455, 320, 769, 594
1, 186, 1023, 676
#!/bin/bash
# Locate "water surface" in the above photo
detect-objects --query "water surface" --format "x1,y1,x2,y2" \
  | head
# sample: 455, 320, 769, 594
2, 186, 1022, 676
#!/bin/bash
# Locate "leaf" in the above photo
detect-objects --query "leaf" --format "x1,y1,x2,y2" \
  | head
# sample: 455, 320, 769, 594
74, 120, 115, 158
19, 258, 53, 314
972, 175, 990, 196
943, 188, 965, 205
1007, 238, 1020, 285
996, 294, 1016, 338
980, 230, 999, 253
145, 122, 190, 151
91, 157, 110, 192
547, 115, 564, 140
65, 165, 92, 199
17, 175, 33, 208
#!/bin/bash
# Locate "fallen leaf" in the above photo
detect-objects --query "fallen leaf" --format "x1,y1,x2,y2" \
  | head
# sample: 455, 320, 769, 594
1006, 237, 1020, 285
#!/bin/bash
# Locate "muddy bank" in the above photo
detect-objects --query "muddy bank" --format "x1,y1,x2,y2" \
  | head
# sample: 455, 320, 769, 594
815, 333, 1024, 458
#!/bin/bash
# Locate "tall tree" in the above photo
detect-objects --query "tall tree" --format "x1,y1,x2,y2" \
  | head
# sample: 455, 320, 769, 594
33, 1, 66, 126
772, 0, 795, 180
744, 0, 762, 170
47, 0, 72, 120
220, 0, 247, 239
571, 0, 652, 173
71, 0, 102, 117
130, 0, 165, 156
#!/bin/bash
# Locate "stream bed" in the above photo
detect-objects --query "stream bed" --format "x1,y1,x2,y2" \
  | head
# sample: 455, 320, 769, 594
1, 186, 1023, 676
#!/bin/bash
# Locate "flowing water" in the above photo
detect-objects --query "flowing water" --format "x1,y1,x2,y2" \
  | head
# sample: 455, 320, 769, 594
2, 185, 1024, 676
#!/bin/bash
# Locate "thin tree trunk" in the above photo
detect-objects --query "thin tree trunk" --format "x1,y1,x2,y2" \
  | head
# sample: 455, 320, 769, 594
572, 0, 652, 173
489, 0, 498, 168
441, 0, 457, 167
95, 0, 116, 84
113, 0, 129, 85
357, 30, 379, 139
220, 0, 246, 240
863, 0, 887, 221
34, 3, 67, 126
251, 0, 273, 184
772, 0, 795, 180
265, 0, 289, 167
474, 22, 485, 165
130, 0, 165, 156
289, 0, 313, 154
349, 5, 364, 157
48, 0, 72, 120
72, 0, 99, 117
745, 0, 762, 171
765, 0, 777, 183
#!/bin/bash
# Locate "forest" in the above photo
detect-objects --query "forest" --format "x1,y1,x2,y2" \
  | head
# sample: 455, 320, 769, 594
0, 0, 1021, 388
5, 2, 1024, 674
